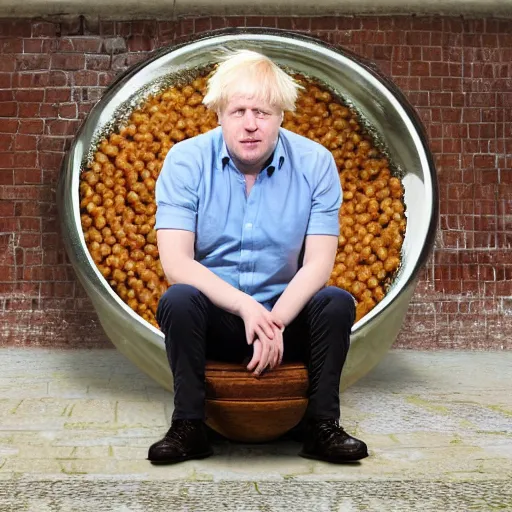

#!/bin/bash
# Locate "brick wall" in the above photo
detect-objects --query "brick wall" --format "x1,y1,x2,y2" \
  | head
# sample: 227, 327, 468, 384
0, 15, 511, 349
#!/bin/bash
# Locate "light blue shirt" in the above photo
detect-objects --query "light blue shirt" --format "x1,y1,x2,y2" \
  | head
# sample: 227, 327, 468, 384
155, 126, 342, 310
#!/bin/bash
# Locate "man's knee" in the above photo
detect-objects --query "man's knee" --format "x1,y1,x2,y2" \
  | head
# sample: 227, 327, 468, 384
316, 286, 356, 324
156, 284, 205, 327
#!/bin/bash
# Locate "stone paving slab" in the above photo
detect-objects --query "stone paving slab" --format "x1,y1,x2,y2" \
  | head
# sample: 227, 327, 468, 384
0, 479, 511, 511
0, 348, 510, 511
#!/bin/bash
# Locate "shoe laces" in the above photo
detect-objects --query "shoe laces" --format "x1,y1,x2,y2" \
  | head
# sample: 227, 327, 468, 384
314, 419, 350, 444
163, 420, 199, 449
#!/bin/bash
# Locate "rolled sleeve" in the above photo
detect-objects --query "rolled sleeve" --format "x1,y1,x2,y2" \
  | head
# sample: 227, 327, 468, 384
306, 151, 342, 236
155, 145, 200, 232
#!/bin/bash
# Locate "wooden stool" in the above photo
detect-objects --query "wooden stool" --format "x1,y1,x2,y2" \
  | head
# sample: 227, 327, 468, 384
204, 361, 309, 443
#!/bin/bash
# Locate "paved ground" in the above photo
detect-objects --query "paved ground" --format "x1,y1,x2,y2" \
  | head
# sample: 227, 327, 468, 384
0, 348, 510, 511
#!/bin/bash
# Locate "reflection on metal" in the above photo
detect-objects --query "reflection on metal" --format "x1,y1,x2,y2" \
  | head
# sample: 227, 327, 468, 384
58, 29, 439, 391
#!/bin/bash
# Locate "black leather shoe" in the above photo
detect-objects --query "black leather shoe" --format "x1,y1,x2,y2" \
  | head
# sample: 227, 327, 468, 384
148, 419, 213, 465
299, 419, 368, 463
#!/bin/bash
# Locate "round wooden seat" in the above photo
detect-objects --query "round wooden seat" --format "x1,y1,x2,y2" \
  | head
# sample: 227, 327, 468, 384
204, 361, 309, 443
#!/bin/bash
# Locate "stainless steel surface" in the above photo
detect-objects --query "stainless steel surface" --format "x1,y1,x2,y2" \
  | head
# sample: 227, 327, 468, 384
58, 29, 438, 391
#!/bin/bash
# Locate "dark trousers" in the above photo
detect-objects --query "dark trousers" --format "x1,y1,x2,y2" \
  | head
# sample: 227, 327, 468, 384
156, 284, 355, 422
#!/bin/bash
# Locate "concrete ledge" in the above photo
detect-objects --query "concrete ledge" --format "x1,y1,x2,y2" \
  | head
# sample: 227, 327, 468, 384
0, 0, 511, 18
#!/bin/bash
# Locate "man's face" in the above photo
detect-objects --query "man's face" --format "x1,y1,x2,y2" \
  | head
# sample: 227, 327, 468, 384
218, 94, 283, 174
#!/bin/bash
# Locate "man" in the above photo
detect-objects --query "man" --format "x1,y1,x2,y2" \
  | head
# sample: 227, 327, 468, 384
148, 49, 368, 464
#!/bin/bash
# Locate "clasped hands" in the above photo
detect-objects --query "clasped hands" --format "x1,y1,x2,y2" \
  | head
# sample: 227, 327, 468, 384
238, 296, 285, 376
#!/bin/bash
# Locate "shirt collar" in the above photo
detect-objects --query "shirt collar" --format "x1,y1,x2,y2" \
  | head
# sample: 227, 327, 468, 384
220, 131, 285, 177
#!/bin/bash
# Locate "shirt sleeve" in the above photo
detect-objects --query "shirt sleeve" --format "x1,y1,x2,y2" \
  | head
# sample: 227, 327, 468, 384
306, 150, 342, 236
155, 144, 200, 232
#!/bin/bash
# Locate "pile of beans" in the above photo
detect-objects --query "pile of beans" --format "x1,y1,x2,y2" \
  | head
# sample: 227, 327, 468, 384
79, 72, 406, 327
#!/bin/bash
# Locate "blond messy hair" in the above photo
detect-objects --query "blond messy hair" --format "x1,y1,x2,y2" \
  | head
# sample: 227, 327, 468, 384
203, 49, 302, 113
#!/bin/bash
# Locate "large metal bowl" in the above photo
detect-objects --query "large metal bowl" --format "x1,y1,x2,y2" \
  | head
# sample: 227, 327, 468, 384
58, 28, 438, 391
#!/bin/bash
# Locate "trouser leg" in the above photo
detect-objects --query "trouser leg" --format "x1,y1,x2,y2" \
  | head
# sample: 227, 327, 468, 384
284, 286, 355, 420
156, 284, 211, 421
156, 284, 249, 421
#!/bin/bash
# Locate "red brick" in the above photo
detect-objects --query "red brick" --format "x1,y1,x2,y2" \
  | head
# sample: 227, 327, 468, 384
290, 18, 311, 31
0, 134, 13, 151
13, 71, 50, 88
45, 88, 72, 102
58, 37, 102, 53
19, 119, 44, 134
462, 108, 481, 123
406, 31, 430, 46
0, 90, 13, 103
422, 46, 442, 61
0, 73, 12, 89
51, 54, 85, 71
58, 103, 78, 119
86, 55, 111, 71
385, 31, 406, 45
274, 17, 292, 30
0, 266, 16, 281
14, 168, 41, 184
430, 92, 452, 106
0, 119, 17, 134
39, 103, 59, 118
131, 21, 157, 37
442, 77, 461, 92
39, 152, 64, 170
19, 217, 41, 232
23, 38, 57, 54
178, 18, 195, 35
353, 30, 385, 45
74, 70, 99, 86
0, 200, 15, 217
111, 54, 128, 71
18, 103, 40, 118
442, 139, 462, 153
24, 250, 43, 266
31, 21, 58, 37
49, 71, 69, 87
244, 17, 265, 27
23, 39, 44, 53
0, 20, 31, 37
13, 89, 45, 103
14, 135, 37, 151
194, 18, 212, 33
99, 72, 116, 87
410, 61, 430, 76
391, 61, 409, 76
310, 16, 337, 31
0, 55, 16, 73
14, 153, 37, 168
0, 169, 14, 185
127, 36, 154, 52
407, 91, 429, 106
15, 55, 51, 71
0, 152, 15, 169
372, 45, 393, 61
0, 102, 17, 117
157, 20, 177, 38
474, 155, 495, 169
452, 93, 466, 107
0, 38, 23, 53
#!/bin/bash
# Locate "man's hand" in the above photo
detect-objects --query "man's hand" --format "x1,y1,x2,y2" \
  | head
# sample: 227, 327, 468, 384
237, 295, 283, 347
237, 296, 284, 375
246, 322, 284, 376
